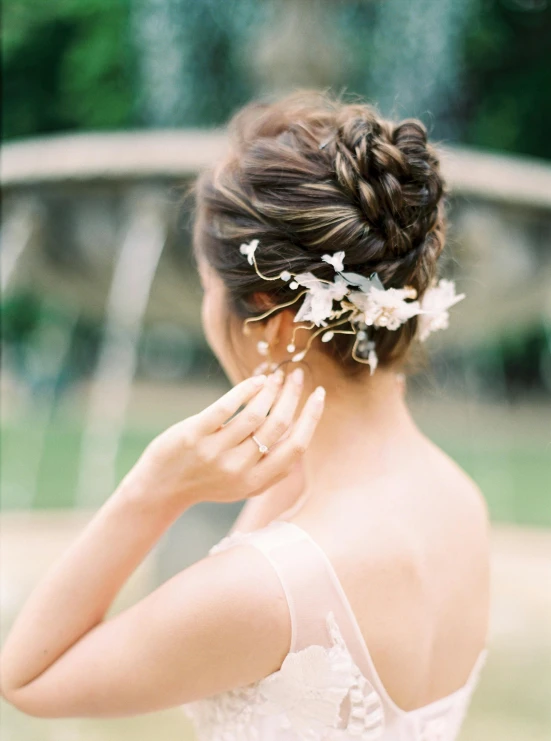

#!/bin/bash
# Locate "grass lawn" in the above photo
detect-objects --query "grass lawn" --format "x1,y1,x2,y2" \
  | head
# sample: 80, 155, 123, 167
1, 416, 550, 526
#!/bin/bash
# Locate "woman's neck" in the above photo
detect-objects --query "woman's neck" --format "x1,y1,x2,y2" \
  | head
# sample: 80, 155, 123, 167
301, 363, 421, 504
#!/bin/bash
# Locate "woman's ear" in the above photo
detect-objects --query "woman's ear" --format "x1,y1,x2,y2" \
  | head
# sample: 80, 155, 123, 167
264, 309, 294, 348
264, 311, 283, 347
252, 290, 274, 312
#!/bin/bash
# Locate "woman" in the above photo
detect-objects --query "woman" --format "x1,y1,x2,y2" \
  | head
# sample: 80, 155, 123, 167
0, 91, 491, 740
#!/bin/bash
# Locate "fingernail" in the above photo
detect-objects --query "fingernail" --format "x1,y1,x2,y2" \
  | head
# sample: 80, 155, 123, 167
314, 386, 326, 401
252, 374, 267, 386
271, 369, 284, 384
291, 367, 304, 385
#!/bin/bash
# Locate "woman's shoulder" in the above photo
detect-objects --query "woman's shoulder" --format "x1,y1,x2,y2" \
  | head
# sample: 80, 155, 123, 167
214, 442, 490, 712
420, 432, 491, 529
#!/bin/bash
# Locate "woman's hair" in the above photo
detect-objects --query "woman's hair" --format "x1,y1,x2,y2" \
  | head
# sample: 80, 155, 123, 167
191, 89, 449, 374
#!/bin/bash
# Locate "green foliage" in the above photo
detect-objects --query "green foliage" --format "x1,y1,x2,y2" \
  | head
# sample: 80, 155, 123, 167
2, 0, 135, 139
462, 0, 551, 159
1, 292, 41, 342
2, 0, 550, 160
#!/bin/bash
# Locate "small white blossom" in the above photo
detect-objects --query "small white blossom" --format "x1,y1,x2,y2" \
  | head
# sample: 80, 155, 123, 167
367, 349, 378, 376
349, 286, 420, 330
294, 273, 349, 327
417, 279, 465, 341
293, 272, 324, 290
239, 238, 259, 265
322, 251, 345, 273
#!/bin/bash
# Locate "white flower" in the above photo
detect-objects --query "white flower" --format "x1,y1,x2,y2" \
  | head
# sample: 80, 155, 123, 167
349, 286, 420, 330
239, 238, 259, 265
417, 279, 465, 342
367, 348, 378, 375
294, 273, 349, 326
258, 643, 353, 735
322, 250, 345, 273
293, 272, 325, 290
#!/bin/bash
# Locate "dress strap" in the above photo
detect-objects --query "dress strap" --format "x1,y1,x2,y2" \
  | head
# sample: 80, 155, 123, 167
208, 518, 490, 726
208, 519, 371, 663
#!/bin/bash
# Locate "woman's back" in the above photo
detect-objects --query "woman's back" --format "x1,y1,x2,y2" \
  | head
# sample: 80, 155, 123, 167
183, 438, 490, 740
286, 432, 491, 713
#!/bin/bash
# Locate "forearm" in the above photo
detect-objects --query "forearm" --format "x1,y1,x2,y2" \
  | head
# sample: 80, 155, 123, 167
0, 472, 182, 693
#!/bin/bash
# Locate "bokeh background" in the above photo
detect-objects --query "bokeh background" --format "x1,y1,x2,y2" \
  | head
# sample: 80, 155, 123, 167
1, 1, 550, 739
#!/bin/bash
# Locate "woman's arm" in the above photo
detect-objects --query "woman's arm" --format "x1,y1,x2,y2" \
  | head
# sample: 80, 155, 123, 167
0, 480, 175, 699
0, 370, 325, 717
0, 502, 293, 717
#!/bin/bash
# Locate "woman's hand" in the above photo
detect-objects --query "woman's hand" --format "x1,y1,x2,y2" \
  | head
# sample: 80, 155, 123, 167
125, 368, 325, 516
0, 367, 324, 713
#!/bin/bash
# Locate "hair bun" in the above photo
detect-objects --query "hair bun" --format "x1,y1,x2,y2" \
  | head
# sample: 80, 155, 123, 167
327, 109, 446, 270
192, 89, 449, 372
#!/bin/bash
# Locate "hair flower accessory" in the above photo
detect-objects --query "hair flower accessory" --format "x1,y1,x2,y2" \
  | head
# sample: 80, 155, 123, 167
416, 278, 466, 341
238, 239, 465, 375
239, 238, 259, 265
321, 251, 345, 272
348, 286, 421, 331
292, 273, 349, 327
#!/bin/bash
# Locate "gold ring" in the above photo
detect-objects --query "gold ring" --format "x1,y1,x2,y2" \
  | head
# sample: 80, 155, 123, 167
251, 434, 269, 455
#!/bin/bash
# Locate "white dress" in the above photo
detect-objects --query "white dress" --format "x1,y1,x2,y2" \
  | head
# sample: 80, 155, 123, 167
182, 519, 489, 741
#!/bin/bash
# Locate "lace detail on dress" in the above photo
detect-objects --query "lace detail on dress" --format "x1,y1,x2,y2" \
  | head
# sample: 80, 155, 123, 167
183, 609, 386, 741
325, 613, 385, 739
184, 526, 488, 741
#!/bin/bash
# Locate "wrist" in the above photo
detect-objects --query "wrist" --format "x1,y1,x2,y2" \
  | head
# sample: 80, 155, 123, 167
113, 465, 192, 526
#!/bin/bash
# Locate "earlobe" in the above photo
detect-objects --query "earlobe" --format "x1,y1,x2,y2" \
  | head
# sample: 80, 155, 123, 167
264, 312, 283, 346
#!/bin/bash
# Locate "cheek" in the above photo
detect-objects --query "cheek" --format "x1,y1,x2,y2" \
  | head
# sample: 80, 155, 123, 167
201, 287, 224, 355
201, 290, 257, 382
200, 280, 239, 375
198, 264, 258, 381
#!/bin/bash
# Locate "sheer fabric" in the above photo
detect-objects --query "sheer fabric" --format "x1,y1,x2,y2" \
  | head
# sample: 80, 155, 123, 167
182, 519, 488, 741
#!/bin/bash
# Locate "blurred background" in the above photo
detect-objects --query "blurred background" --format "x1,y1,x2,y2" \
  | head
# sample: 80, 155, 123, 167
1, 0, 550, 739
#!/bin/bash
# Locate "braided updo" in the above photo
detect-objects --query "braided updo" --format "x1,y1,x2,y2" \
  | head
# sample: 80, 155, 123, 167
191, 89, 449, 374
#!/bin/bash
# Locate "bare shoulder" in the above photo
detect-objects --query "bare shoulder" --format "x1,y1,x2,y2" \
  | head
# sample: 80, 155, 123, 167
289, 435, 491, 709
421, 432, 491, 530
1, 521, 297, 715
167, 537, 292, 700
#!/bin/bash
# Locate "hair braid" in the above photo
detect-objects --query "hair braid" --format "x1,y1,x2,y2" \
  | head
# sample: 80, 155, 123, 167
191, 89, 449, 374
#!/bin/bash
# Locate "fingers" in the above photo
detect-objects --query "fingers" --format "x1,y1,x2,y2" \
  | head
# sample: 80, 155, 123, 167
209, 370, 285, 448
246, 385, 326, 494
237, 367, 304, 463
193, 374, 269, 434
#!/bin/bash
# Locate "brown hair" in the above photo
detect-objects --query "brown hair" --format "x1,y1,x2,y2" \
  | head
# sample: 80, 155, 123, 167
191, 89, 449, 375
